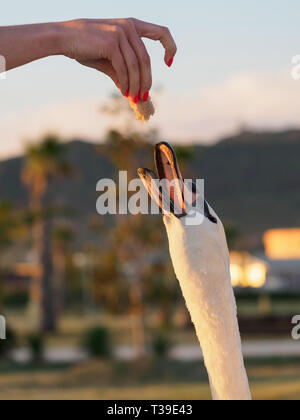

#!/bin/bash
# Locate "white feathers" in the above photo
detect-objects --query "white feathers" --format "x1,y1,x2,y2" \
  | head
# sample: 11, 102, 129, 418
163, 210, 251, 400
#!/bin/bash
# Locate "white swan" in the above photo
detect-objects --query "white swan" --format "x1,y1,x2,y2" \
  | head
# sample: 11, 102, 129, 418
138, 142, 251, 401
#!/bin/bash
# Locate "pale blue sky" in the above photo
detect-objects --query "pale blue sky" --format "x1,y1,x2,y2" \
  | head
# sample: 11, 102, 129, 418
1, 1, 300, 157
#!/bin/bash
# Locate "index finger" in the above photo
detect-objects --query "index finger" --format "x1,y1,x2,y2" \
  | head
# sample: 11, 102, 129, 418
133, 19, 177, 66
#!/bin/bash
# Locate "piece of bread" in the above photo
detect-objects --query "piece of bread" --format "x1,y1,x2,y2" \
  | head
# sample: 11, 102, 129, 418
129, 96, 155, 121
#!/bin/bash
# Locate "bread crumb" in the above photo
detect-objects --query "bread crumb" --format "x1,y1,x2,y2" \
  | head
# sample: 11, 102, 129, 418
129, 96, 155, 121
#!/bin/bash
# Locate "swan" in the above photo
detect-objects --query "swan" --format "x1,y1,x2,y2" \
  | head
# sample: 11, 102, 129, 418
138, 142, 251, 401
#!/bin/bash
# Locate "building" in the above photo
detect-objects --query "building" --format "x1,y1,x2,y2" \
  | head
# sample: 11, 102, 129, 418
262, 228, 300, 291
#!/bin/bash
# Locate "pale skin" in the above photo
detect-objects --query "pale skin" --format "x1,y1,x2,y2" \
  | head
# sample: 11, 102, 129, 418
0, 18, 177, 102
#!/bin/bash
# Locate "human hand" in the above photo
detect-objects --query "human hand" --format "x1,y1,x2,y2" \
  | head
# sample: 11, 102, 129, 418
60, 18, 177, 102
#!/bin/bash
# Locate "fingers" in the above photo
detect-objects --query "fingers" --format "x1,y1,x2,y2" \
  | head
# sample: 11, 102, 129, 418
133, 18, 177, 66
111, 48, 129, 95
78, 19, 176, 100
118, 29, 141, 100
129, 33, 152, 101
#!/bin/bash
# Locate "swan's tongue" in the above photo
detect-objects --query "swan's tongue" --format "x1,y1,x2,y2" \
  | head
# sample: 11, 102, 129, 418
154, 142, 186, 214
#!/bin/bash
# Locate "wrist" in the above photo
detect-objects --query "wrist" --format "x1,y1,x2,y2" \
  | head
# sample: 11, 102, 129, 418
46, 22, 67, 56
54, 20, 79, 58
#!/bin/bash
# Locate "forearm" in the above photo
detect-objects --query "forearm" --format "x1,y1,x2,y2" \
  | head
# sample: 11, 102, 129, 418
0, 23, 65, 71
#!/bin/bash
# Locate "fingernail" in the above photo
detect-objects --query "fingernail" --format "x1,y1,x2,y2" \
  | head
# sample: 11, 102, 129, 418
167, 58, 174, 67
143, 91, 149, 102
125, 90, 129, 98
133, 94, 139, 104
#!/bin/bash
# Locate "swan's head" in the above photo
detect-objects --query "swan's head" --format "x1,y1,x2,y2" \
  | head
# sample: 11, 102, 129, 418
138, 141, 217, 225
138, 142, 230, 281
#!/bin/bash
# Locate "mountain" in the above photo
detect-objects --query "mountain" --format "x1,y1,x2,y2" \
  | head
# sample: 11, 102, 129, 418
190, 130, 300, 248
0, 130, 299, 251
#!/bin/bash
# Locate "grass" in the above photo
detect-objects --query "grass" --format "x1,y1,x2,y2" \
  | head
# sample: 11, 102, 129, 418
2, 306, 299, 400
0, 357, 300, 400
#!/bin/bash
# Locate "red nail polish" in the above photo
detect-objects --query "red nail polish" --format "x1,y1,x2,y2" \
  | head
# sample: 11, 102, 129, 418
143, 91, 149, 102
167, 58, 174, 67
133, 94, 139, 104
125, 90, 129, 98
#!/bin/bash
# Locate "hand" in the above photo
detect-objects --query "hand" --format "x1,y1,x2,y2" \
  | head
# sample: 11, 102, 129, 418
60, 18, 177, 102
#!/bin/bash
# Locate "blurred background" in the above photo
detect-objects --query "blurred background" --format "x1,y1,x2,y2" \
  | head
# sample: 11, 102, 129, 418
0, 0, 300, 400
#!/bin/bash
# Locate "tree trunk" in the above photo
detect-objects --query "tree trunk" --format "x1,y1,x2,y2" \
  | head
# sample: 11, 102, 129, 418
40, 215, 56, 332
30, 188, 56, 333
53, 247, 66, 317
129, 278, 146, 359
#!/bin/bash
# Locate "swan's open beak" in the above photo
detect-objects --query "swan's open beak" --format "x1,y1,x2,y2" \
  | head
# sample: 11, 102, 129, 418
138, 142, 218, 224
138, 142, 189, 217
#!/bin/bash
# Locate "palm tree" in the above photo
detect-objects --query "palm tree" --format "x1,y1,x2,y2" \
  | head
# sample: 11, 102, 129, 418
98, 128, 163, 358
22, 135, 72, 332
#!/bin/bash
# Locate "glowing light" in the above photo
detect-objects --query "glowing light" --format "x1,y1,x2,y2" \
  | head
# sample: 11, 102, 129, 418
264, 228, 300, 260
230, 264, 243, 287
245, 263, 267, 288
230, 252, 268, 289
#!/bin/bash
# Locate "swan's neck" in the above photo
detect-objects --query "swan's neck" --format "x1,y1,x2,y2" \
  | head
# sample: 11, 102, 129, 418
164, 216, 251, 400
192, 288, 251, 401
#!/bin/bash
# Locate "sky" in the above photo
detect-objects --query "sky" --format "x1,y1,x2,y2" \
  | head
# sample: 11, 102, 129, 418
1, 0, 300, 158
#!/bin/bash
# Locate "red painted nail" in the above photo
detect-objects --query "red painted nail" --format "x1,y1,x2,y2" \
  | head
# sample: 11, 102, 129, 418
143, 91, 149, 102
133, 94, 139, 104
167, 58, 174, 67
125, 90, 129, 98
